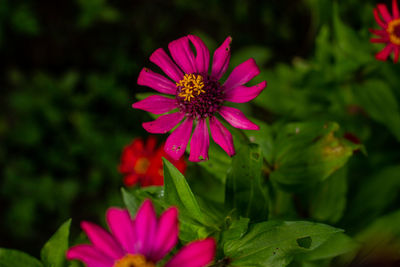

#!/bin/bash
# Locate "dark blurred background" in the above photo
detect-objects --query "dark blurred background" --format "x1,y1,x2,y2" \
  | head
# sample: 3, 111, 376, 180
0, 0, 395, 262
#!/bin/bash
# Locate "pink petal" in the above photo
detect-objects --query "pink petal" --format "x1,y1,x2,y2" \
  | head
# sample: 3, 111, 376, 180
106, 208, 136, 254
150, 48, 183, 82
137, 68, 177, 95
165, 238, 216, 267
81, 222, 124, 259
164, 117, 193, 160
393, 0, 399, 19
188, 35, 210, 74
151, 207, 179, 262
223, 58, 260, 91
224, 81, 267, 103
394, 46, 399, 62
134, 199, 157, 257
168, 36, 197, 74
370, 37, 389, 43
377, 4, 392, 22
374, 8, 387, 28
143, 112, 185, 134
132, 95, 177, 114
211, 36, 232, 80
66, 244, 114, 267
375, 44, 395, 61
189, 119, 210, 162
219, 106, 259, 130
369, 28, 388, 37
209, 117, 235, 157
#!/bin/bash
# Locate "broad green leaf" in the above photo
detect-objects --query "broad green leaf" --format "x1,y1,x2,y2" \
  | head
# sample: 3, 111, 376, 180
345, 165, 400, 228
309, 167, 347, 223
163, 158, 208, 224
224, 220, 342, 267
271, 122, 359, 192
121, 187, 140, 216
41, 219, 71, 267
225, 143, 269, 221
221, 217, 250, 245
353, 80, 400, 141
0, 248, 43, 267
296, 233, 358, 261
245, 119, 275, 164
338, 210, 400, 266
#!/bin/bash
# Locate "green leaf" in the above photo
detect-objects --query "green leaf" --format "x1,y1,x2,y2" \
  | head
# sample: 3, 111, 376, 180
309, 167, 347, 223
0, 248, 43, 267
224, 220, 342, 267
345, 165, 400, 228
245, 119, 275, 164
163, 158, 211, 224
270, 122, 359, 192
221, 217, 250, 245
353, 80, 400, 141
121, 187, 141, 216
41, 219, 71, 267
296, 233, 358, 261
225, 143, 269, 221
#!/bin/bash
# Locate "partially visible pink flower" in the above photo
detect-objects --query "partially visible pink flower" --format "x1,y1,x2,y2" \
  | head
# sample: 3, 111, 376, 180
133, 35, 266, 162
66, 199, 216, 267
370, 0, 400, 62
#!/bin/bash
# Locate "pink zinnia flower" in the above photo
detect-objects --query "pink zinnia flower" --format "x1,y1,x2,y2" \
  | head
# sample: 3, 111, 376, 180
133, 35, 266, 162
370, 0, 400, 62
66, 199, 216, 267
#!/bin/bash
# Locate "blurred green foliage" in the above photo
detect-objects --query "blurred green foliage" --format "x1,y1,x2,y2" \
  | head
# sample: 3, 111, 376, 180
1, 0, 400, 266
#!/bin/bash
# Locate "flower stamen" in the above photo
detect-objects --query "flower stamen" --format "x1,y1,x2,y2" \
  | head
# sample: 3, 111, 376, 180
387, 18, 400, 45
114, 254, 155, 267
176, 74, 205, 101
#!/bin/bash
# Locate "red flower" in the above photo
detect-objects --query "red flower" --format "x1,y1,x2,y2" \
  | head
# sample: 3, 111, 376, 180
370, 0, 400, 62
119, 136, 186, 187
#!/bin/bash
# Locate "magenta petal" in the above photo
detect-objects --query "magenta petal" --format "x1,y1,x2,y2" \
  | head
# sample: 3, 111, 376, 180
132, 95, 177, 114
66, 244, 114, 267
142, 112, 185, 134
394, 47, 399, 63
376, 44, 395, 61
81, 222, 124, 259
225, 81, 267, 103
374, 8, 387, 28
137, 68, 176, 95
370, 37, 389, 43
188, 35, 210, 74
150, 48, 184, 82
189, 119, 210, 162
393, 0, 399, 19
219, 106, 259, 130
223, 58, 260, 91
134, 199, 157, 257
151, 207, 179, 262
106, 208, 136, 254
209, 117, 235, 157
369, 28, 388, 37
165, 238, 216, 267
211, 36, 232, 80
168, 36, 197, 74
377, 4, 392, 22
164, 117, 193, 160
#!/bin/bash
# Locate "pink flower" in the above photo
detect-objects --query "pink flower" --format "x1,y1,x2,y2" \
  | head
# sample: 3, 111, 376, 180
66, 199, 216, 267
133, 35, 266, 162
370, 0, 400, 62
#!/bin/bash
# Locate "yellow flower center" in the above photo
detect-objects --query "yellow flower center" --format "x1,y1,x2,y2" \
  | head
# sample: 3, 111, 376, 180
134, 158, 150, 174
113, 254, 155, 267
387, 18, 400, 45
176, 74, 205, 102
